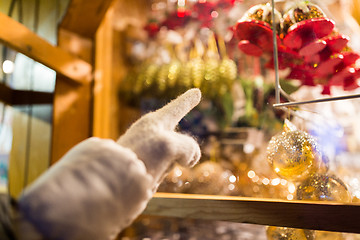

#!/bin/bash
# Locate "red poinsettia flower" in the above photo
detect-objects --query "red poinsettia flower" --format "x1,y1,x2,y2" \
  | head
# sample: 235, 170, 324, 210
329, 67, 360, 91
283, 18, 335, 51
321, 85, 331, 95
193, 1, 215, 23
287, 66, 316, 86
144, 22, 160, 38
235, 20, 278, 57
343, 76, 360, 91
216, 0, 235, 10
161, 10, 191, 30
266, 46, 302, 70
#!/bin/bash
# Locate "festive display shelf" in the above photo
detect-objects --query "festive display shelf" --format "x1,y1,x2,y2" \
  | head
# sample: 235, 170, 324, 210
144, 192, 360, 234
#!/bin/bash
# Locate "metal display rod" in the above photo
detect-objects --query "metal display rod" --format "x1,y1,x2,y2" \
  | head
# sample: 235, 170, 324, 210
273, 93, 360, 107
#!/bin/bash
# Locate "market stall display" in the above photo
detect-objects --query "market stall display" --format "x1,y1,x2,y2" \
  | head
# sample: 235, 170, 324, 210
3, 0, 360, 239
116, 0, 360, 239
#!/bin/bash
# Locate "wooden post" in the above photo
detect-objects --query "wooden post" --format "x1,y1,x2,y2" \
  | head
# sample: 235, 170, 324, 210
93, 0, 151, 139
51, 0, 114, 163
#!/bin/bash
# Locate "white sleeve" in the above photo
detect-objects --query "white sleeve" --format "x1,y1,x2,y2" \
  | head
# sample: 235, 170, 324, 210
18, 137, 154, 240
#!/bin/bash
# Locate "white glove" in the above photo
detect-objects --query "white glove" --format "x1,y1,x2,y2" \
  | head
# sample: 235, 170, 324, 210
117, 88, 202, 188
17, 89, 202, 240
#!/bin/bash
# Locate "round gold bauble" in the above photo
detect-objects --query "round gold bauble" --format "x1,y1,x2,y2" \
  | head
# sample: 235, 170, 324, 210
296, 173, 351, 202
266, 226, 314, 240
267, 130, 328, 182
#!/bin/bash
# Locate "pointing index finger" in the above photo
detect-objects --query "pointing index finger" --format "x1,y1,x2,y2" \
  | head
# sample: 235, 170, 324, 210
152, 88, 201, 130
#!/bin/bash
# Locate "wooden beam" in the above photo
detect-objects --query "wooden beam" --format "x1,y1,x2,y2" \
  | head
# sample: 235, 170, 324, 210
51, 75, 92, 163
12, 90, 53, 105
51, 0, 100, 162
93, 8, 115, 139
93, 0, 151, 139
0, 83, 52, 105
352, 0, 360, 25
0, 12, 91, 84
0, 82, 12, 105
50, 0, 148, 160
144, 193, 360, 234
58, 29, 93, 64
59, 0, 115, 39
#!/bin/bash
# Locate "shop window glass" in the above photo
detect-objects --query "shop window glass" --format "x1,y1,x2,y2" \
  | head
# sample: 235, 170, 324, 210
0, 0, 70, 196
116, 0, 360, 239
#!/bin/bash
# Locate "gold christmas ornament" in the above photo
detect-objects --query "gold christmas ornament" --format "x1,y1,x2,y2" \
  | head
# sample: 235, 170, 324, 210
314, 231, 345, 240
190, 161, 233, 195
219, 58, 237, 86
296, 173, 352, 202
296, 173, 351, 239
158, 164, 192, 193
266, 226, 314, 240
167, 60, 181, 88
156, 63, 170, 92
218, 58, 237, 96
203, 58, 220, 97
144, 63, 159, 88
190, 57, 205, 88
133, 66, 147, 95
267, 121, 328, 182
179, 61, 193, 89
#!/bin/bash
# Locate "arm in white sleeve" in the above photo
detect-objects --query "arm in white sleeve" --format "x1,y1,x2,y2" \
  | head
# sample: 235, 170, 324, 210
17, 89, 202, 240
19, 138, 153, 240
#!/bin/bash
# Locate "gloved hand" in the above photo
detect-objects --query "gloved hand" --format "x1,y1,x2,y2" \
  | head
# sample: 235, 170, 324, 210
17, 89, 202, 240
117, 88, 202, 188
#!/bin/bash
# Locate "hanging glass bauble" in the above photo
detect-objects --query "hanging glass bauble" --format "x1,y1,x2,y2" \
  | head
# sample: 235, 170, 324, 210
267, 121, 328, 182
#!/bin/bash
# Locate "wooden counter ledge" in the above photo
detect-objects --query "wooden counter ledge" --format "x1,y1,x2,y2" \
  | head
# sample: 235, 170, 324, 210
143, 193, 360, 234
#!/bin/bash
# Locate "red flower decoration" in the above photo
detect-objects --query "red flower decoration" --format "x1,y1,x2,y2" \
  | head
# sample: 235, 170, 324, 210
233, 3, 360, 94
283, 18, 335, 56
161, 10, 191, 30
287, 66, 316, 86
321, 85, 331, 95
193, 2, 215, 24
329, 67, 360, 91
235, 20, 279, 57
144, 22, 160, 38
266, 46, 302, 70
216, 0, 235, 10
